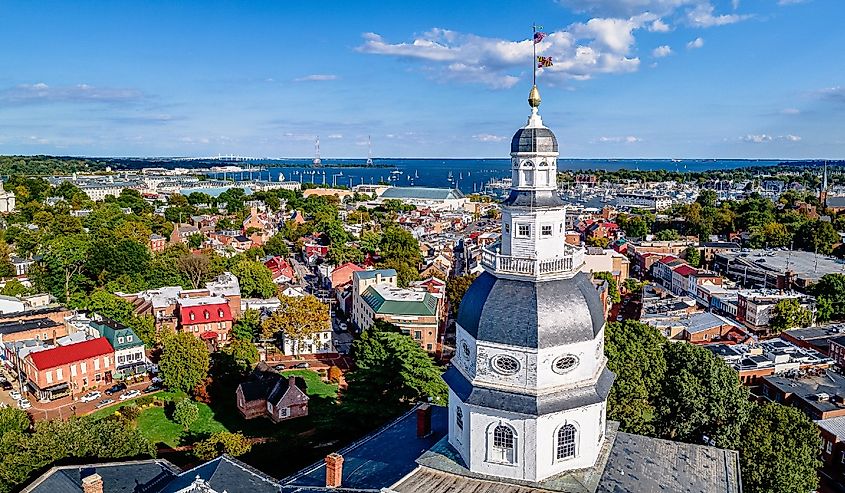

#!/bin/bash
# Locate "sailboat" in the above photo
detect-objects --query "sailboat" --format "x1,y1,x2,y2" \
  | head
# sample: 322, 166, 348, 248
366, 136, 373, 166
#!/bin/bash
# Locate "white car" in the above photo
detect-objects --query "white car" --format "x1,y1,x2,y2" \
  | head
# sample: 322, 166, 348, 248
80, 391, 101, 403
18, 399, 31, 410
119, 390, 140, 401
9, 390, 22, 401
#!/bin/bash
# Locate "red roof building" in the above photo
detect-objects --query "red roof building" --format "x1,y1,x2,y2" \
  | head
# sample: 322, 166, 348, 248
330, 262, 365, 291
265, 257, 296, 284
24, 338, 115, 401
177, 300, 233, 349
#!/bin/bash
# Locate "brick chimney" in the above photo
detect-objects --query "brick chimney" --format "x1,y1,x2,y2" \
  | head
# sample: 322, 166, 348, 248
81, 473, 103, 493
325, 453, 344, 488
417, 403, 432, 438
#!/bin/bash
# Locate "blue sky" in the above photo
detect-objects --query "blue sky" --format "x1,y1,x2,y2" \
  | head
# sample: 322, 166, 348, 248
0, 0, 842, 159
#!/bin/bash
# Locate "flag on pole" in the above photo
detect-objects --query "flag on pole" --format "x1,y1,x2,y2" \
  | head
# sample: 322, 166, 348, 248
537, 56, 553, 68
533, 32, 546, 44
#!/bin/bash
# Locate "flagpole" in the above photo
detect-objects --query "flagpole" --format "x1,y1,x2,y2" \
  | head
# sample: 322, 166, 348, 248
532, 23, 537, 86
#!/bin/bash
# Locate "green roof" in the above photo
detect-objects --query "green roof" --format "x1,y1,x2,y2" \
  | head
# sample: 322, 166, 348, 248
91, 320, 144, 351
360, 286, 438, 316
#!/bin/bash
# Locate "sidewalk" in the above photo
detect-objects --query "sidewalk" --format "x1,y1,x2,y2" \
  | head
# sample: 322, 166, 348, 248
26, 379, 152, 421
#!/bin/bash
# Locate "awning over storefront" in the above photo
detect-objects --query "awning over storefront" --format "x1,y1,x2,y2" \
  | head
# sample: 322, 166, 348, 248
200, 331, 219, 340
117, 363, 148, 376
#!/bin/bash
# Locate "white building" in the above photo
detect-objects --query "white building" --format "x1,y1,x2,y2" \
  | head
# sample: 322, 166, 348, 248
616, 193, 671, 211
377, 187, 469, 211
444, 86, 611, 483
0, 180, 15, 213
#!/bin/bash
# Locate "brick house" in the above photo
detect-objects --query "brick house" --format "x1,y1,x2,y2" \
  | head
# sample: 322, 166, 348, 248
23, 338, 115, 400
149, 234, 166, 253
0, 317, 68, 345
265, 256, 297, 285
236, 363, 309, 423
177, 298, 233, 349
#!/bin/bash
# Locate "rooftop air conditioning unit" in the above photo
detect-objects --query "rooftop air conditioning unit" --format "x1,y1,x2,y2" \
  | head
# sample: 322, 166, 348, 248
816, 393, 830, 402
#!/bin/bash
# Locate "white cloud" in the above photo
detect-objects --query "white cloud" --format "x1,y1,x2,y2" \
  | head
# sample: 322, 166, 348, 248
327, 134, 343, 139
473, 133, 506, 142
817, 86, 845, 104
686, 3, 750, 27
778, 0, 809, 5
687, 37, 705, 49
597, 135, 641, 143
649, 19, 672, 32
294, 74, 338, 82
358, 20, 648, 88
741, 134, 772, 143
0, 82, 144, 105
780, 108, 801, 115
652, 45, 673, 57
557, 0, 696, 17
739, 134, 801, 143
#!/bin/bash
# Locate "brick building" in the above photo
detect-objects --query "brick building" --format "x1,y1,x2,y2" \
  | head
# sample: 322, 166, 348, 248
23, 337, 115, 400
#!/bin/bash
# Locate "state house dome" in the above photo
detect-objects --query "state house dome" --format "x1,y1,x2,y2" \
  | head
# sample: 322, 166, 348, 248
456, 270, 604, 349
510, 127, 558, 154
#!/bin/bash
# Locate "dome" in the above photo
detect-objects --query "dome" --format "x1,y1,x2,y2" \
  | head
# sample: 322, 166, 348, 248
510, 127, 558, 154
456, 271, 605, 349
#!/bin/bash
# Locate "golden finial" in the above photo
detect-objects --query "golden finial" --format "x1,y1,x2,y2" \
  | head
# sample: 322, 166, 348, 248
528, 85, 541, 108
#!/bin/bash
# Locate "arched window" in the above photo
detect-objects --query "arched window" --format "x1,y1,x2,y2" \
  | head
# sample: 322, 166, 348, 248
557, 424, 577, 460
456, 407, 463, 430
492, 425, 515, 463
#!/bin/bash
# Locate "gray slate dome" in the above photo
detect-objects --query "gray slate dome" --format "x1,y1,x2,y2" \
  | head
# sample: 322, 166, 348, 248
510, 127, 558, 154
457, 271, 604, 349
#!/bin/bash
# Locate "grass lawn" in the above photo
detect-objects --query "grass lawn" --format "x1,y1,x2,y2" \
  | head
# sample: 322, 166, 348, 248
90, 371, 339, 452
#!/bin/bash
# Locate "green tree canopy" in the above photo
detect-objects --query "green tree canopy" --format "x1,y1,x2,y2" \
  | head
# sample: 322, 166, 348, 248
159, 331, 210, 394
192, 432, 252, 461
740, 403, 821, 493
446, 274, 477, 315
172, 399, 199, 431
684, 247, 701, 267
343, 328, 447, 422
231, 259, 276, 298
770, 298, 813, 333
262, 295, 330, 355
232, 309, 262, 342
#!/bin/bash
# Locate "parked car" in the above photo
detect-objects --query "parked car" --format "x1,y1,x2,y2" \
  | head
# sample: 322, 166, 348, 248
17, 399, 31, 410
0, 381, 12, 391
273, 363, 286, 371
105, 383, 127, 395
80, 391, 102, 403
293, 362, 309, 369
143, 383, 162, 394
119, 390, 140, 401
95, 399, 115, 409
338, 322, 348, 332
616, 315, 624, 322
9, 390, 22, 401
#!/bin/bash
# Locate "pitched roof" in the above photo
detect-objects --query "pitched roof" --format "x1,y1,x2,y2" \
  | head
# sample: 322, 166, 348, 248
180, 302, 232, 324
21, 459, 179, 493
28, 338, 114, 370
672, 264, 698, 276
354, 268, 397, 281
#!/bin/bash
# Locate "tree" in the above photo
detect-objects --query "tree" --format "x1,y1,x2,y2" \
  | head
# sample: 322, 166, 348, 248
0, 279, 28, 297
231, 259, 276, 298
586, 236, 610, 248
814, 274, 845, 320
159, 332, 210, 393
263, 233, 290, 257
326, 243, 364, 266
623, 278, 645, 295
796, 219, 839, 255
620, 215, 650, 238
446, 274, 477, 315
220, 339, 259, 373
376, 258, 419, 288
87, 290, 135, 324
178, 253, 210, 289
232, 309, 262, 341
593, 272, 621, 304
656, 343, 751, 449
187, 233, 204, 250
343, 328, 447, 422
43, 234, 90, 303
696, 189, 718, 208
172, 399, 199, 431
740, 403, 821, 493
0, 408, 29, 436
684, 247, 701, 267
816, 296, 834, 323
605, 321, 666, 436
192, 432, 252, 460
262, 295, 329, 356
770, 298, 812, 333
654, 229, 680, 241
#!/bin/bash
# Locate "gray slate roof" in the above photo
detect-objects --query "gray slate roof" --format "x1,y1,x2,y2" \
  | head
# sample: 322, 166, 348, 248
443, 365, 614, 416
511, 127, 558, 153
381, 187, 466, 201
502, 189, 566, 208
457, 271, 605, 349
21, 460, 179, 493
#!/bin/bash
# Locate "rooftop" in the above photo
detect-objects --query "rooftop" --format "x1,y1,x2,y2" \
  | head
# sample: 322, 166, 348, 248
0, 317, 60, 336
360, 285, 438, 316
381, 187, 466, 201
718, 249, 845, 283
28, 337, 113, 370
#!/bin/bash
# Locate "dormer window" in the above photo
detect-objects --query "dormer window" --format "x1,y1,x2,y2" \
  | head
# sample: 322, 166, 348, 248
117, 336, 124, 344
127, 335, 133, 342
189, 312, 195, 321
218, 309, 224, 318
204, 310, 210, 319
